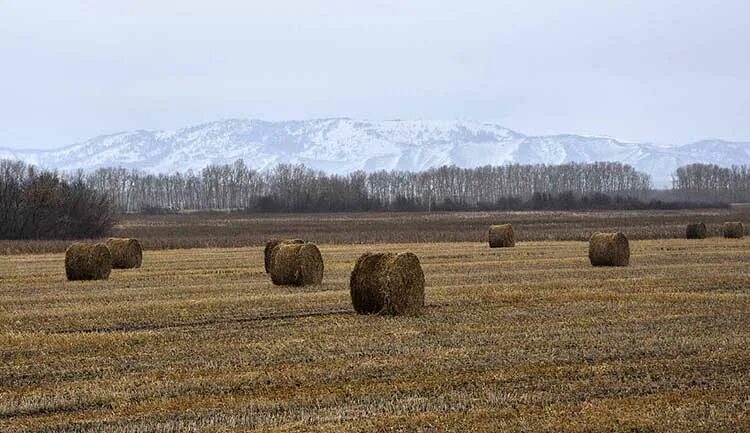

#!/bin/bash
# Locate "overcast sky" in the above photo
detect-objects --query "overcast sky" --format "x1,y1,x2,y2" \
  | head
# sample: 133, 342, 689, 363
1, 0, 749, 149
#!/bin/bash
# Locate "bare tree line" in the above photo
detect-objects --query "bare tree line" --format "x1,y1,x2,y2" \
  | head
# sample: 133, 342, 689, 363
1, 158, 744, 240
3, 157, 745, 222
0, 160, 115, 239
672, 164, 750, 203
80, 160, 653, 212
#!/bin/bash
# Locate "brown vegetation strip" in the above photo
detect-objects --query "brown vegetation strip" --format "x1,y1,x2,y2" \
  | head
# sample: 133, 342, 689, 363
1, 207, 749, 254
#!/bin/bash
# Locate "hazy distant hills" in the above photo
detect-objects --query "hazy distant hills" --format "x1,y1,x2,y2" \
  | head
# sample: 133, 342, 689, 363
1, 118, 748, 187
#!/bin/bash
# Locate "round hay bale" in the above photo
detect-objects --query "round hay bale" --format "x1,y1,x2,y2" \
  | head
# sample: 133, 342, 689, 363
269, 242, 324, 286
588, 232, 630, 267
105, 238, 143, 269
65, 243, 112, 281
264, 239, 304, 273
488, 224, 515, 248
349, 252, 425, 316
685, 222, 707, 239
722, 222, 744, 239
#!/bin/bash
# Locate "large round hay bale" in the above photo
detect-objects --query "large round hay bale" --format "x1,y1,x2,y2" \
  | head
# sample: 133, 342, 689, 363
269, 242, 324, 286
349, 252, 425, 316
105, 238, 143, 269
685, 223, 707, 239
65, 243, 112, 281
264, 239, 304, 273
722, 222, 744, 239
488, 224, 515, 248
588, 232, 630, 267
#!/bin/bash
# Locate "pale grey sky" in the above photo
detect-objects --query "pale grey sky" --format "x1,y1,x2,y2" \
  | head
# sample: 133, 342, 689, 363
1, 0, 749, 149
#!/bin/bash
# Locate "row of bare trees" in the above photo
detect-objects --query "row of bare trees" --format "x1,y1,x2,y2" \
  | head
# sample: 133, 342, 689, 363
0, 160, 115, 239
672, 164, 750, 203
80, 160, 653, 213
367, 162, 652, 208
2, 157, 743, 239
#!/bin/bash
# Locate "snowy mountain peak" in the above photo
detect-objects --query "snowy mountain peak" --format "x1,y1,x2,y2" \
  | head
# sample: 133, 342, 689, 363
0, 118, 747, 188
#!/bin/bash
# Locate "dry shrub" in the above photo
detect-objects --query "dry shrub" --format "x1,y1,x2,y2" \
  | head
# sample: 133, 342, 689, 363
722, 222, 744, 239
105, 238, 143, 269
349, 252, 425, 316
264, 239, 304, 273
269, 242, 324, 286
588, 232, 630, 267
65, 243, 112, 280
488, 224, 515, 248
686, 223, 707, 239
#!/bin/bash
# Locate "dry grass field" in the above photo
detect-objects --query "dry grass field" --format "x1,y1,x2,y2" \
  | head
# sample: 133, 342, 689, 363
2, 235, 749, 432
1, 208, 748, 254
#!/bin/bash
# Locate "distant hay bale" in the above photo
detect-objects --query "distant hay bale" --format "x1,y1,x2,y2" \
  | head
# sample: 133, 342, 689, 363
349, 252, 425, 316
588, 232, 630, 267
269, 242, 324, 286
685, 223, 707, 239
722, 222, 744, 239
488, 224, 515, 248
105, 238, 143, 269
65, 243, 112, 281
264, 239, 304, 273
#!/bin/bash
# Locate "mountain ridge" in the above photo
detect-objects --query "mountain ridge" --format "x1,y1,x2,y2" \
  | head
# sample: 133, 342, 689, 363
1, 118, 748, 188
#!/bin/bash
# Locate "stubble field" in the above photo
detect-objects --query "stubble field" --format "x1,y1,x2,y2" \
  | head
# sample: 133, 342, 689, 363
2, 220, 749, 431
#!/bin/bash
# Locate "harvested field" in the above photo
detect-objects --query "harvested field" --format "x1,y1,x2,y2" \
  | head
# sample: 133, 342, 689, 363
1, 237, 749, 432
1, 208, 749, 254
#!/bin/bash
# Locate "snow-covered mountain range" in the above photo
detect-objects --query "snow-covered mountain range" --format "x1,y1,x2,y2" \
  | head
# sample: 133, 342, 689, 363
1, 118, 748, 187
